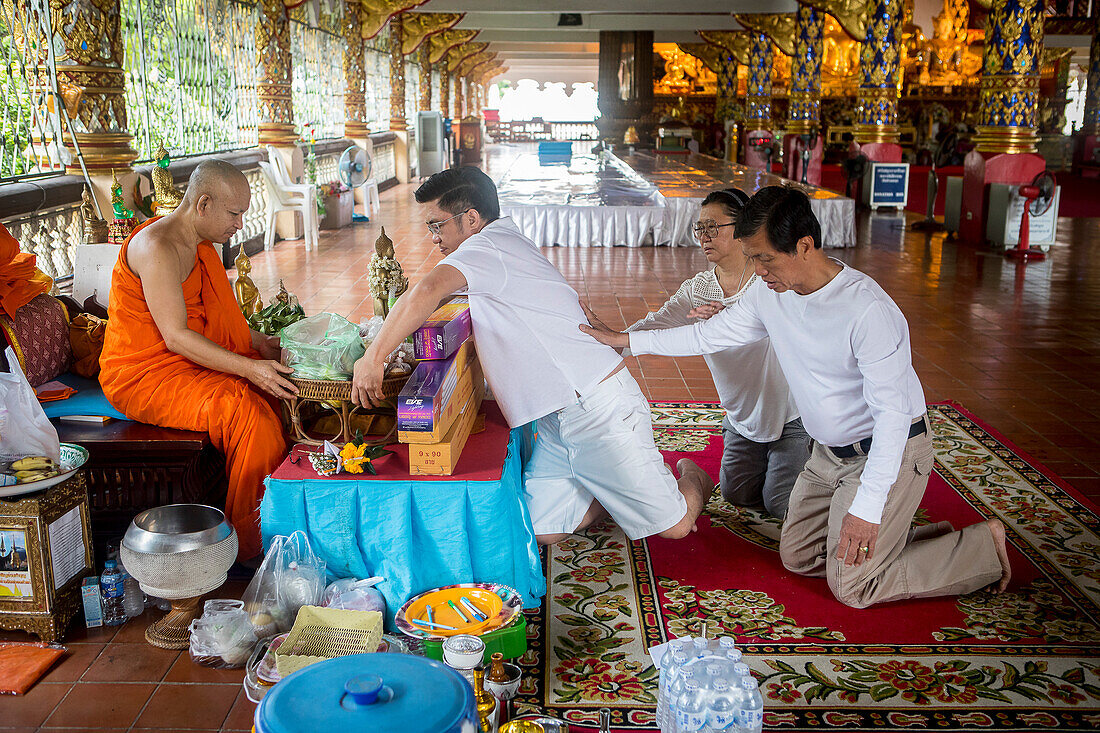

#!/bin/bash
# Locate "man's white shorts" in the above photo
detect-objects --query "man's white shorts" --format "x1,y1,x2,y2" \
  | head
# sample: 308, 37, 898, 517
523, 370, 686, 540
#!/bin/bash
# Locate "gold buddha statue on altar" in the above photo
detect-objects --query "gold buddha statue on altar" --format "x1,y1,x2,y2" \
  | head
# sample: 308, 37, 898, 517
234, 249, 262, 317
80, 185, 108, 244
152, 144, 184, 214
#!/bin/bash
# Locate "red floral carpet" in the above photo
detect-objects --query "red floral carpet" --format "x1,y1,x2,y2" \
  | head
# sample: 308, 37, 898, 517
512, 402, 1100, 731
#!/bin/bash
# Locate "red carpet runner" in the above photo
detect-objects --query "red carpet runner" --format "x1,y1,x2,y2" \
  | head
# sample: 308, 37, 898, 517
512, 402, 1100, 731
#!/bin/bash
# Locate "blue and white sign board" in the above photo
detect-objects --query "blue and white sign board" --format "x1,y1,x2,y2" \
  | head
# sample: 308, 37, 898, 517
867, 163, 910, 209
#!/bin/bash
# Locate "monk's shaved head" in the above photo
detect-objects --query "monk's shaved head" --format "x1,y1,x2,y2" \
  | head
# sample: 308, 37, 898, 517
183, 159, 249, 204
178, 159, 251, 244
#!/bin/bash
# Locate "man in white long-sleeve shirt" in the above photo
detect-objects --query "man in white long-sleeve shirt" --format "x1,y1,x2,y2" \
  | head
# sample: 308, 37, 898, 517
581, 186, 1011, 608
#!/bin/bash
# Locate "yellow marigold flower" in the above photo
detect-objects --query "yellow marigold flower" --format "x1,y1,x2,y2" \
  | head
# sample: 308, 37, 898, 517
340, 442, 370, 474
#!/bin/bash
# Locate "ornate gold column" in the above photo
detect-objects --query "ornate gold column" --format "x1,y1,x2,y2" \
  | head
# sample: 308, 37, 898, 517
418, 44, 432, 112
745, 34, 774, 130
455, 76, 466, 119
257, 0, 296, 145
344, 0, 368, 139
787, 5, 825, 136
388, 14, 406, 131
973, 0, 1044, 154
17, 0, 137, 174
440, 57, 451, 117
854, 0, 903, 144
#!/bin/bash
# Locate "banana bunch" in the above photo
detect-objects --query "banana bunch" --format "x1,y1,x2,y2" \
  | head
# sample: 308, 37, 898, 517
9, 456, 60, 484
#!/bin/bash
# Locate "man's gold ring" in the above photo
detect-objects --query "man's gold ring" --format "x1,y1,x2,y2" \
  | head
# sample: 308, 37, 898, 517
858, 546, 869, 553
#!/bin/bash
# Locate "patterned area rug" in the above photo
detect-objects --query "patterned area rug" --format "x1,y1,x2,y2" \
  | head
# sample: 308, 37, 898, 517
512, 402, 1100, 731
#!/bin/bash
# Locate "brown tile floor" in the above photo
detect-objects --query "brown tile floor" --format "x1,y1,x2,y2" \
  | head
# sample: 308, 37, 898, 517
3, 148, 1099, 729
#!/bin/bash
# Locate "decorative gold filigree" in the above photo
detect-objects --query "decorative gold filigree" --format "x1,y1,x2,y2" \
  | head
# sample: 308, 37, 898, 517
418, 43, 432, 111
735, 13, 796, 56
428, 28, 479, 64
787, 5, 825, 132
676, 43, 724, 76
439, 55, 451, 117
388, 15, 406, 130
344, 0, 368, 136
256, 0, 296, 144
799, 0, 874, 42
400, 11, 462, 55
699, 30, 753, 66
455, 47, 493, 78
974, 0, 1043, 153
448, 41, 488, 72
358, 0, 425, 40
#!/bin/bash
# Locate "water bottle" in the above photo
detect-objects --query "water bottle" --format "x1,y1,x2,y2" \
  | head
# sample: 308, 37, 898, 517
692, 637, 710, 659
657, 643, 686, 732
116, 555, 144, 619
718, 636, 737, 652
725, 648, 743, 665
704, 677, 738, 732
732, 662, 751, 679
738, 676, 764, 733
675, 679, 707, 733
100, 560, 126, 626
664, 664, 695, 732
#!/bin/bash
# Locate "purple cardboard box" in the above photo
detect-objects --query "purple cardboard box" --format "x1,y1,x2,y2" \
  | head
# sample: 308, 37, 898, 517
413, 297, 471, 360
398, 339, 474, 432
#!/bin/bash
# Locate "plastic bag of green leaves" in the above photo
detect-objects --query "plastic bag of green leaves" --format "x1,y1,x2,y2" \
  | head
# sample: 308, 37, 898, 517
248, 293, 306, 336
278, 313, 365, 381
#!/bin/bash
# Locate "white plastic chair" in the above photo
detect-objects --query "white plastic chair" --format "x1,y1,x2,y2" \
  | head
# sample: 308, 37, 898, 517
258, 161, 319, 252
360, 177, 380, 220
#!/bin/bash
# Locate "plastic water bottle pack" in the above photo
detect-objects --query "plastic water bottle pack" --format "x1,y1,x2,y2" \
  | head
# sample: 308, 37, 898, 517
655, 636, 764, 733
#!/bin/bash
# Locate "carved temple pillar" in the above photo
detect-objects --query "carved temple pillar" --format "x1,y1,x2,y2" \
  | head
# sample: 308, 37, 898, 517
785, 5, 824, 185
853, 0, 904, 163
257, 0, 296, 146
256, 0, 302, 238
440, 57, 451, 118
744, 34, 774, 171
14, 0, 138, 214
960, 0, 1046, 245
388, 15, 407, 132
418, 44, 432, 112
455, 76, 466, 120
1075, 15, 1100, 165
343, 0, 371, 216
714, 50, 739, 162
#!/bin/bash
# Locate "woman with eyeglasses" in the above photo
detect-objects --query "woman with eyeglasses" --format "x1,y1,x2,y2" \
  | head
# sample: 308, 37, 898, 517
620, 188, 808, 519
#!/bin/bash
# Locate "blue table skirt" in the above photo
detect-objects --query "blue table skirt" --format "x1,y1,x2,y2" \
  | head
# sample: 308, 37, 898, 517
260, 425, 546, 628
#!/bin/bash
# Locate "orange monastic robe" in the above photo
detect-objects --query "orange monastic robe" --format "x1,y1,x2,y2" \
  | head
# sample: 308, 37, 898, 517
99, 219, 285, 560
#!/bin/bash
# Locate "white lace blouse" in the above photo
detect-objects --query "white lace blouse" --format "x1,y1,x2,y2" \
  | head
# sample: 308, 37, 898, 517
626, 269, 799, 442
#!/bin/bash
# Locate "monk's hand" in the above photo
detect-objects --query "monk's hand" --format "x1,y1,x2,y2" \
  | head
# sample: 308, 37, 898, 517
247, 360, 298, 400
351, 354, 385, 408
255, 334, 282, 362
837, 513, 879, 567
688, 301, 725, 320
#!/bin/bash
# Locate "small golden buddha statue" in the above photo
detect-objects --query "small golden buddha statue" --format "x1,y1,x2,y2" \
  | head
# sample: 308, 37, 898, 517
80, 185, 108, 244
368, 226, 408, 318
152, 144, 184, 215
234, 249, 262, 317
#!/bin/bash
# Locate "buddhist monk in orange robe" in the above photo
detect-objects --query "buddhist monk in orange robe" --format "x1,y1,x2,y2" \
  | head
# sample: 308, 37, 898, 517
99, 160, 297, 561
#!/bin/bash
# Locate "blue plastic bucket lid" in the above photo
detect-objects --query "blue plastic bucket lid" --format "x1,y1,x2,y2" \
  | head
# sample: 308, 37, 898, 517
255, 653, 476, 733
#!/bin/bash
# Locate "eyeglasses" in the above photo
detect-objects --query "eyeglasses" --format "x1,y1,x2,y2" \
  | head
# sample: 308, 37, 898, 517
426, 209, 471, 236
692, 220, 736, 240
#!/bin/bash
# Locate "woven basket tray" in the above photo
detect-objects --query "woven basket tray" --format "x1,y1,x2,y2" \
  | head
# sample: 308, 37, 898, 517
289, 372, 410, 401
274, 606, 384, 676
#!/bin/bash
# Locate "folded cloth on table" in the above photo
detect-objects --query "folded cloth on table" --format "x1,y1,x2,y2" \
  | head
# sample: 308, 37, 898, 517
0, 642, 65, 694
35, 380, 77, 402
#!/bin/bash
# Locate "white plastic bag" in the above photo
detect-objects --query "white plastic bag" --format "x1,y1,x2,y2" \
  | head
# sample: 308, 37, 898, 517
321, 577, 387, 615
0, 346, 60, 464
189, 599, 258, 669
241, 531, 326, 636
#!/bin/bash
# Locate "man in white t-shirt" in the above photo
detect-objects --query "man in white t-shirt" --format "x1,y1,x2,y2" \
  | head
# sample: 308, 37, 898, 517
350, 167, 711, 545
581, 186, 1012, 608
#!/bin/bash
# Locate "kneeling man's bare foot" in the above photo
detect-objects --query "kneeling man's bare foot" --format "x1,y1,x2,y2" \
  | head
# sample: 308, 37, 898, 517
656, 459, 712, 539
986, 518, 1011, 593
